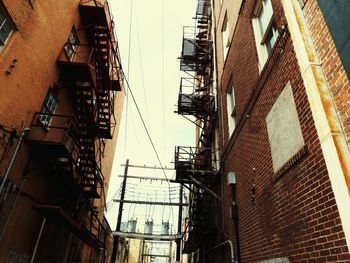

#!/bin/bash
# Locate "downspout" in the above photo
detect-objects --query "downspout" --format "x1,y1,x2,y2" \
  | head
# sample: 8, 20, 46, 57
0, 127, 31, 193
206, 240, 236, 263
30, 218, 46, 263
281, 0, 350, 249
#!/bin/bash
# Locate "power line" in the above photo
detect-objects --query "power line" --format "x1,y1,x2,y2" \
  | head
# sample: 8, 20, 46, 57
121, 71, 176, 227
124, 0, 133, 156
135, 3, 151, 133
161, 0, 166, 165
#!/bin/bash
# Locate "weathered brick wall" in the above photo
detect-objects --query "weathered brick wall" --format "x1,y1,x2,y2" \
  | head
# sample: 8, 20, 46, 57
300, 0, 350, 148
216, 0, 350, 262
0, 1, 79, 262
0, 0, 79, 130
0, 0, 124, 262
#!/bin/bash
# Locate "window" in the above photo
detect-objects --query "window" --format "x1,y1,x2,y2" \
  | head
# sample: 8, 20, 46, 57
226, 82, 236, 136
0, 4, 14, 49
64, 28, 79, 61
252, 0, 279, 71
266, 82, 305, 177
39, 89, 57, 126
221, 13, 230, 60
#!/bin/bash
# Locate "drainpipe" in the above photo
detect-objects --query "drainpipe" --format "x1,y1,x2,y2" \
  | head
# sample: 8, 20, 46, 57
0, 127, 31, 194
30, 218, 46, 263
207, 240, 236, 263
227, 172, 241, 262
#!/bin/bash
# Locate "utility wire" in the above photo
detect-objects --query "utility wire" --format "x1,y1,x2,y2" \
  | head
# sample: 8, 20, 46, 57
121, 72, 175, 226
124, 0, 133, 156
135, 3, 151, 133
161, 0, 166, 165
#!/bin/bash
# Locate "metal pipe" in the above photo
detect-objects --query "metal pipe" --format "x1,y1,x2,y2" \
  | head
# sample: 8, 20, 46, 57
30, 218, 46, 263
207, 240, 236, 263
0, 176, 27, 240
175, 184, 183, 262
0, 127, 31, 194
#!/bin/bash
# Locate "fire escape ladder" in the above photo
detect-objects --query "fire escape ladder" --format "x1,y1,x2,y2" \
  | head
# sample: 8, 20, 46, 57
94, 25, 112, 139
179, 0, 218, 255
74, 82, 102, 199
76, 82, 95, 125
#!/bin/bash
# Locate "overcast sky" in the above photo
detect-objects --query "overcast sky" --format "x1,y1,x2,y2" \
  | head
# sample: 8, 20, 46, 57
105, 0, 197, 233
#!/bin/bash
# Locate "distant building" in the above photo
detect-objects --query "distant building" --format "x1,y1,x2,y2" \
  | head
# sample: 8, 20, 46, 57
0, 0, 124, 262
175, 0, 350, 262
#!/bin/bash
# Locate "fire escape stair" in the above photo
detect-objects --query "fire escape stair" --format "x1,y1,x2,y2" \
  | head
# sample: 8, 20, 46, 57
94, 25, 112, 139
76, 83, 98, 138
74, 83, 102, 199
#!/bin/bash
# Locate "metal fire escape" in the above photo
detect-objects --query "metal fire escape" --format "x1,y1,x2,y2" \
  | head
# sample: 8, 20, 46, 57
174, 0, 219, 256
26, 0, 123, 254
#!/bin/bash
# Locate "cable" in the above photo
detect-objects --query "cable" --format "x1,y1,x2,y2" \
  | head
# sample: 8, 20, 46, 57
120, 47, 178, 228
121, 74, 169, 182
124, 0, 133, 156
161, 0, 166, 164
135, 3, 151, 133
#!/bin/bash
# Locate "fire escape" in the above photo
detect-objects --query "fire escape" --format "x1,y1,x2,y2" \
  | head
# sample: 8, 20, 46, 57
26, 0, 123, 255
174, 0, 219, 257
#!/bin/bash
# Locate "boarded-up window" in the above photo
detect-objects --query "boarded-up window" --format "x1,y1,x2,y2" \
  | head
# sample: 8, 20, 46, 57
266, 82, 304, 173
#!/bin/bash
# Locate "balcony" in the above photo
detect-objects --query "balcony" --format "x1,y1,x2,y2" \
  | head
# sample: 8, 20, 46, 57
82, 209, 108, 249
27, 113, 80, 163
57, 44, 96, 86
33, 204, 107, 249
174, 146, 219, 184
110, 59, 123, 91
79, 0, 112, 34
180, 27, 212, 74
176, 77, 215, 117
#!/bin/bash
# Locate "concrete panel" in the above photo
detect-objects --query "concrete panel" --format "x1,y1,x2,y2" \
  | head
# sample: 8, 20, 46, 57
266, 82, 304, 172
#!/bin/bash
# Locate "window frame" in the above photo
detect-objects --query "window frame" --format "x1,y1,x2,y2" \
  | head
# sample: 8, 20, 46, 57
226, 80, 236, 136
252, 0, 279, 71
0, 3, 14, 50
38, 88, 57, 127
64, 27, 79, 61
221, 12, 230, 61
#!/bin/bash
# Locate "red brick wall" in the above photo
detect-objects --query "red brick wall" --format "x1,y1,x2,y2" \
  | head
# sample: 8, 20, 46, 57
300, 0, 350, 150
0, 0, 79, 130
216, 0, 350, 262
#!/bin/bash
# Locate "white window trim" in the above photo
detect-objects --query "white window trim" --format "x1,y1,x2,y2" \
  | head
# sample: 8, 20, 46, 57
39, 89, 57, 127
221, 12, 230, 61
0, 4, 14, 49
226, 83, 236, 136
252, 0, 278, 72
64, 27, 79, 61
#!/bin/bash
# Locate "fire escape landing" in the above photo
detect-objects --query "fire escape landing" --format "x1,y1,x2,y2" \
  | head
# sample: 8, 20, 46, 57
26, 0, 123, 251
175, 0, 218, 255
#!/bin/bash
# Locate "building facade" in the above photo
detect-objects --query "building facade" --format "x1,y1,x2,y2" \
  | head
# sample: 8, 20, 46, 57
0, 0, 124, 262
176, 0, 350, 262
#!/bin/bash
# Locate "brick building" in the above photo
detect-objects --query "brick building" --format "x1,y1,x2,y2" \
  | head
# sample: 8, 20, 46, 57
0, 0, 124, 262
175, 0, 350, 262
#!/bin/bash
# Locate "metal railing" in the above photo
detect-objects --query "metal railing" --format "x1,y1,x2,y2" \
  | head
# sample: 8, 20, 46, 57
27, 113, 80, 162
58, 44, 95, 66
174, 146, 220, 172
83, 209, 107, 248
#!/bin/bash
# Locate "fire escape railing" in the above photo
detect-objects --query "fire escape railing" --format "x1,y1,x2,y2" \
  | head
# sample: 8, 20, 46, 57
82, 207, 108, 249
175, 0, 218, 254
26, 1, 124, 252
27, 113, 81, 163
175, 0, 216, 183
176, 77, 215, 118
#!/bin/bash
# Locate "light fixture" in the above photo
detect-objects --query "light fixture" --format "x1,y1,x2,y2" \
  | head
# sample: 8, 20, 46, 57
227, 172, 236, 186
